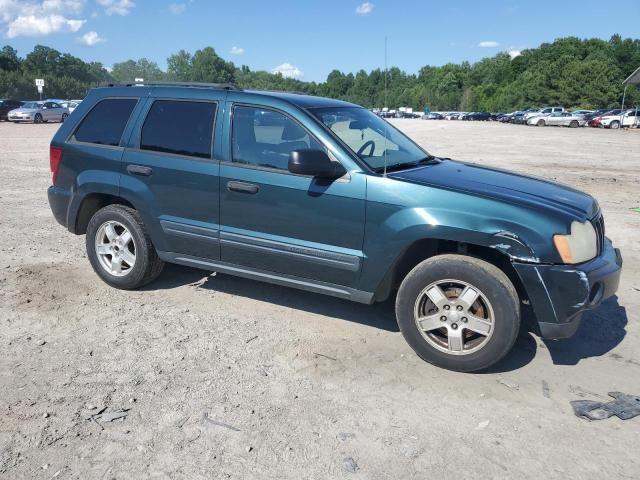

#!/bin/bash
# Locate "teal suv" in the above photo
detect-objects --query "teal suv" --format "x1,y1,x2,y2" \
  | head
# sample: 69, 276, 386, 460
47, 83, 622, 371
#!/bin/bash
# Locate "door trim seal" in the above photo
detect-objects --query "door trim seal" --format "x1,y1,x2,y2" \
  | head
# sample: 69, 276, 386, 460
160, 220, 219, 244
157, 251, 373, 304
219, 231, 361, 271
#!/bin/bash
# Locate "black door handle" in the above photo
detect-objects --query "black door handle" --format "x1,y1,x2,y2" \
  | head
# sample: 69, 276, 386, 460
227, 181, 259, 194
127, 165, 153, 176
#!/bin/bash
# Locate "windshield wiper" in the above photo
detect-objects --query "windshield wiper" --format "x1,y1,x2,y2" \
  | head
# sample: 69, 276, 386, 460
375, 155, 439, 173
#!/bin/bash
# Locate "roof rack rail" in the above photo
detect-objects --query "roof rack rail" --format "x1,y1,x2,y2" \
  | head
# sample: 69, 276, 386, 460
104, 81, 242, 91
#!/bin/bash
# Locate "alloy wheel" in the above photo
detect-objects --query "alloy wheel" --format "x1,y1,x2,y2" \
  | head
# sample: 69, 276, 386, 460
413, 279, 495, 355
94, 220, 136, 277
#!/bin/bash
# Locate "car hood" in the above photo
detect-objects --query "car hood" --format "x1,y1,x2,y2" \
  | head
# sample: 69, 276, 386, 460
389, 159, 598, 221
11, 108, 39, 113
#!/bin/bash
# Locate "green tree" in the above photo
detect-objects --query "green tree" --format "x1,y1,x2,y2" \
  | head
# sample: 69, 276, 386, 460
167, 49, 192, 81
190, 47, 235, 83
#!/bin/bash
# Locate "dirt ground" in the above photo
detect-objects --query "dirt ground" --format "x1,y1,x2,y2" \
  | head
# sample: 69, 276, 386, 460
1, 119, 639, 480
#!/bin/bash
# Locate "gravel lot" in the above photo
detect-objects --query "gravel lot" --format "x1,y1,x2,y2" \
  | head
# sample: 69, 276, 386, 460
1, 120, 639, 479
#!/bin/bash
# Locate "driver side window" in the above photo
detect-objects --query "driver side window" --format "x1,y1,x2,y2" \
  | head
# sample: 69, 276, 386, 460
232, 106, 323, 171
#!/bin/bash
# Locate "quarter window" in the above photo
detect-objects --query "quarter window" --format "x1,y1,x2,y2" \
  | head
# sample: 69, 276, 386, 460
74, 98, 137, 146
140, 100, 216, 159
232, 106, 323, 170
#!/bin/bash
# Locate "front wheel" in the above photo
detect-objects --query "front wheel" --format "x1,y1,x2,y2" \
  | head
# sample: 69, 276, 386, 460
86, 204, 164, 289
609, 121, 620, 129
569, 120, 578, 128
396, 255, 520, 372
537, 119, 545, 127
34, 114, 43, 124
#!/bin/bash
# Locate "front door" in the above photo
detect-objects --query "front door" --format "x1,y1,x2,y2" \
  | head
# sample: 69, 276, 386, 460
219, 103, 366, 287
121, 94, 224, 260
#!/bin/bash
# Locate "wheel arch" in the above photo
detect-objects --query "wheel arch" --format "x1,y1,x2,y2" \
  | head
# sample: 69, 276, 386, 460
74, 193, 135, 234
373, 238, 530, 306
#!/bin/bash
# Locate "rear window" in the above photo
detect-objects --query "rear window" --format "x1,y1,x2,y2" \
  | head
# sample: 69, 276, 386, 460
74, 98, 137, 146
140, 100, 217, 159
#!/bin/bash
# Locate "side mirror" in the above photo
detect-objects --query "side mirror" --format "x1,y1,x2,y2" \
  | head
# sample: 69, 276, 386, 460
288, 149, 347, 179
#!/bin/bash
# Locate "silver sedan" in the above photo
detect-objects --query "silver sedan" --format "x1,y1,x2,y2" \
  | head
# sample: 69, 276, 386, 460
7, 101, 70, 124
527, 112, 587, 127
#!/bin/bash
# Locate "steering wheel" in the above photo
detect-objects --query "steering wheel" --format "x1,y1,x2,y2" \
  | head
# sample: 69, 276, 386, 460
357, 140, 375, 156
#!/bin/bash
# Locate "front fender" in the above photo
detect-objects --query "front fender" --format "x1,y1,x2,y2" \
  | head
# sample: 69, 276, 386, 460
358, 176, 560, 293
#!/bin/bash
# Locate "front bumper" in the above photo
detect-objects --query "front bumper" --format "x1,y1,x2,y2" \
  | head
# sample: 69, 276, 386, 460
513, 238, 622, 339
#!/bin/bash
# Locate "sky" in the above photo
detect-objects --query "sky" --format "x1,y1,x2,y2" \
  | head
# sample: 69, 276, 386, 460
1, 0, 638, 82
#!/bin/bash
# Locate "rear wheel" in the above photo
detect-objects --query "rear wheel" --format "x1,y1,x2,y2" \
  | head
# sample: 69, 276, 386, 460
570, 120, 578, 128
396, 255, 520, 372
33, 114, 43, 124
61, 113, 68, 122
86, 205, 164, 289
537, 119, 545, 127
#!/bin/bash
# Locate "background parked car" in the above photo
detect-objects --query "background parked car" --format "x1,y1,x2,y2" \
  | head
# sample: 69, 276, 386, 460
422, 112, 444, 120
61, 99, 82, 114
589, 109, 624, 127
462, 112, 495, 121
523, 106, 565, 122
8, 101, 70, 123
583, 109, 611, 123
527, 111, 586, 127
511, 111, 532, 124
598, 108, 640, 129
570, 109, 594, 118
0, 99, 23, 121
498, 112, 515, 122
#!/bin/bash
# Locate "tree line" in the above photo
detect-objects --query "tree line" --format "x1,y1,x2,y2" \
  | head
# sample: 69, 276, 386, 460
1, 35, 639, 111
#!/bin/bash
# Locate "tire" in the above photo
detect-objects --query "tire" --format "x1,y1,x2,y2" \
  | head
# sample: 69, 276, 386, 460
570, 120, 578, 128
396, 254, 520, 372
61, 113, 68, 122
609, 121, 620, 129
537, 119, 545, 127
86, 204, 164, 289
34, 114, 43, 124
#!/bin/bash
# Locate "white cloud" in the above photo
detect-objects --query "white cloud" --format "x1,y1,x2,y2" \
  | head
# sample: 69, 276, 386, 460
168, 2, 185, 14
355, 2, 374, 15
272, 63, 303, 79
478, 40, 500, 48
0, 0, 87, 37
96, 0, 134, 16
78, 29, 103, 45
508, 49, 522, 58
229, 46, 244, 55
7, 14, 84, 37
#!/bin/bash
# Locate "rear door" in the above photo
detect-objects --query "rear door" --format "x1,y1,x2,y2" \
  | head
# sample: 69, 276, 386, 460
121, 90, 224, 260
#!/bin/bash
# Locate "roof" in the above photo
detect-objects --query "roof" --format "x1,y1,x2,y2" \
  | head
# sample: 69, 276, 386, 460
623, 65, 640, 86
245, 90, 358, 109
101, 82, 359, 109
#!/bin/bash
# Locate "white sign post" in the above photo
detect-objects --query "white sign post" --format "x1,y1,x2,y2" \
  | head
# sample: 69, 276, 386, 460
35, 79, 45, 100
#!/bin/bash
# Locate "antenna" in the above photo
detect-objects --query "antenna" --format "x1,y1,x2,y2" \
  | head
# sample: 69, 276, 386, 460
383, 36, 389, 177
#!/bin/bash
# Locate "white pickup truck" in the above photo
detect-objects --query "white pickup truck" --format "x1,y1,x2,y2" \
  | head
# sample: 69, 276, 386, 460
524, 106, 565, 122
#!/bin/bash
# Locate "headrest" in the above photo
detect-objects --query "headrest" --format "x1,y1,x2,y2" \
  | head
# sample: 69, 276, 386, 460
281, 121, 307, 141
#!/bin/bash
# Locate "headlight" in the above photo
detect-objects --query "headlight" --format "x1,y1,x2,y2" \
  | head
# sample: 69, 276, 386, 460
553, 221, 597, 264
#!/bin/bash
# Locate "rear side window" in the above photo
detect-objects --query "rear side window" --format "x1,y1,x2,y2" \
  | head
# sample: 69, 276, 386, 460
140, 100, 217, 159
74, 98, 137, 146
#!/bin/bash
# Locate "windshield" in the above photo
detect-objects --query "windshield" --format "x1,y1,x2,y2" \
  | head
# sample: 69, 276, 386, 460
310, 107, 431, 172
21, 102, 40, 109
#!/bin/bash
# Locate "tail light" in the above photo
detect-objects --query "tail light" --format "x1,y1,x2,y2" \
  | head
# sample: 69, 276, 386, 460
50, 146, 63, 184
